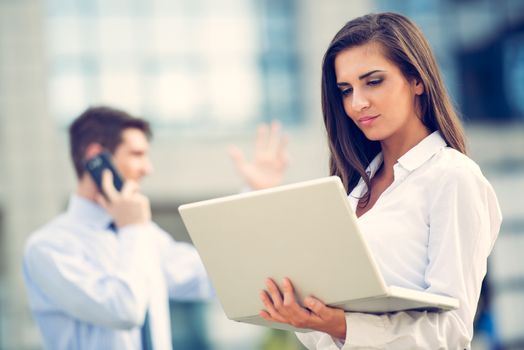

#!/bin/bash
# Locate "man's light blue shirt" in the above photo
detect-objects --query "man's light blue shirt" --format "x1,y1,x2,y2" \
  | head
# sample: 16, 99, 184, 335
23, 194, 213, 350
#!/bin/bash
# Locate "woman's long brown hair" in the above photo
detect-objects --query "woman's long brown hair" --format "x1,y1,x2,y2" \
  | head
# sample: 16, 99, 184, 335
321, 12, 466, 203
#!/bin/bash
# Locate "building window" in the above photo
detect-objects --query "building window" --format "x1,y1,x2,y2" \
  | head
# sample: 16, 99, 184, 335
46, 0, 301, 131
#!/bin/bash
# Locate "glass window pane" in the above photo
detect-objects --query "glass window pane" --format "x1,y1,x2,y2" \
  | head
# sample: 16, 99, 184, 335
46, 0, 301, 130
98, 72, 142, 115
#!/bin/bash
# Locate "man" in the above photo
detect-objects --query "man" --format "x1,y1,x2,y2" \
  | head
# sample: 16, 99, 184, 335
23, 106, 288, 350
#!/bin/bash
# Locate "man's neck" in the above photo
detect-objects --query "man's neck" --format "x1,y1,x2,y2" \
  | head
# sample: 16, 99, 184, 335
76, 176, 99, 202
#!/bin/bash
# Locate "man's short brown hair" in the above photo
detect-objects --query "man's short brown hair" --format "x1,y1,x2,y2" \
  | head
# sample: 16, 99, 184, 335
69, 106, 152, 178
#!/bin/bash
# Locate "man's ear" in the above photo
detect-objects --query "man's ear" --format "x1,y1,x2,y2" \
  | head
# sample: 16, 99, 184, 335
84, 143, 104, 161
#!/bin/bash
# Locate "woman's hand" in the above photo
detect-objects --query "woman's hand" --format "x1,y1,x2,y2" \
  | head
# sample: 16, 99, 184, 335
259, 278, 347, 340
228, 121, 289, 190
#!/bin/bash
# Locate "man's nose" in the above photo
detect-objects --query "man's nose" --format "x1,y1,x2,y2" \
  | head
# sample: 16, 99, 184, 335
143, 158, 154, 176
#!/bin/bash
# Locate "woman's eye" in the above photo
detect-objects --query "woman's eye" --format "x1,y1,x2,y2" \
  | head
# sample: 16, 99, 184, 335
341, 87, 353, 96
367, 78, 383, 86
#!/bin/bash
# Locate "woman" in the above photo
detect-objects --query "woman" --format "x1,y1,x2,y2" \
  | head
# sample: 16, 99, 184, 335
257, 12, 502, 349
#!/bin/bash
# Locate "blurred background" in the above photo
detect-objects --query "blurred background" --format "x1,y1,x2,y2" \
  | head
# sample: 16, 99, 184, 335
0, 0, 523, 349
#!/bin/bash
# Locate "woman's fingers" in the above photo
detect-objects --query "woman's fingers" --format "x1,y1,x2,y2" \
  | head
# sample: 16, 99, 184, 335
260, 278, 346, 337
259, 309, 272, 320
282, 277, 297, 305
281, 278, 316, 327
260, 290, 286, 323
282, 278, 310, 316
304, 296, 329, 318
260, 278, 314, 328
265, 278, 283, 309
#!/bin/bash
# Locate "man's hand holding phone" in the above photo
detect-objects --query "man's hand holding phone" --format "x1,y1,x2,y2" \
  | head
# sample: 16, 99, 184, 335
95, 170, 152, 228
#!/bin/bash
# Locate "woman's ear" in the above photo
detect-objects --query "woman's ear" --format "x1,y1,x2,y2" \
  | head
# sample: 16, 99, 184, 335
84, 143, 104, 161
413, 78, 425, 96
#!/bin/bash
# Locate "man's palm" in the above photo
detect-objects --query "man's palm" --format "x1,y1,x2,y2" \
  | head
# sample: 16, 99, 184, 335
229, 121, 289, 190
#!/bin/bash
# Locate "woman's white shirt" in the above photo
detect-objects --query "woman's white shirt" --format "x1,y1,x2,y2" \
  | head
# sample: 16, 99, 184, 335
296, 131, 502, 349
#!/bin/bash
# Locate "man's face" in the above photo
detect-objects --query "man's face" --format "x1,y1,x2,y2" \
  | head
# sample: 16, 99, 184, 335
112, 128, 153, 183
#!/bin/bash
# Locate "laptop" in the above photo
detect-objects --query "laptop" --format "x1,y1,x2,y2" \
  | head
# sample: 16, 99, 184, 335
178, 176, 459, 332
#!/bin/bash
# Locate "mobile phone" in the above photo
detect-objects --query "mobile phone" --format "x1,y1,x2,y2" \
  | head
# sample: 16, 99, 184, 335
84, 151, 124, 195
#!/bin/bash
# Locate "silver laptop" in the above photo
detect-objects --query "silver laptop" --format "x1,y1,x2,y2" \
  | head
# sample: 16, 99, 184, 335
179, 176, 459, 332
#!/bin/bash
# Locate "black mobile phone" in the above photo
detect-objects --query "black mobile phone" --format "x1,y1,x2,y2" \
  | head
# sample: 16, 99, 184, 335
84, 151, 124, 195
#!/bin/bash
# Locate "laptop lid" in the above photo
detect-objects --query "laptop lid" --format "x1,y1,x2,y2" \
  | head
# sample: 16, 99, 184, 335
179, 176, 389, 320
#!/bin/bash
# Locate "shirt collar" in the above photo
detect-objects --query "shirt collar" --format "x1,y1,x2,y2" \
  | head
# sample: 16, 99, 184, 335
350, 153, 383, 203
396, 131, 447, 172
366, 152, 384, 178
349, 131, 447, 203
66, 194, 113, 230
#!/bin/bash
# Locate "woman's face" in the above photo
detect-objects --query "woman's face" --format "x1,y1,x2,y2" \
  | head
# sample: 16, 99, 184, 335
334, 42, 425, 142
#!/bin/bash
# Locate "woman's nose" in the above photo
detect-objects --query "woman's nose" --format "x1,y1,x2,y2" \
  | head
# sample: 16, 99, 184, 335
351, 89, 370, 112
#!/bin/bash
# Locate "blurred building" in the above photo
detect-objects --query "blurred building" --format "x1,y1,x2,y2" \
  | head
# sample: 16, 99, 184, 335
0, 0, 523, 349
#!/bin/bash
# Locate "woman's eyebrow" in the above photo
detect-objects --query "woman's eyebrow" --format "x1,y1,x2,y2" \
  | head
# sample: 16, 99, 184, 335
358, 69, 385, 80
337, 69, 386, 86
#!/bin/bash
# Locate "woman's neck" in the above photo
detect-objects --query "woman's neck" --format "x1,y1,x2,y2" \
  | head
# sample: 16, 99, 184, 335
379, 122, 430, 175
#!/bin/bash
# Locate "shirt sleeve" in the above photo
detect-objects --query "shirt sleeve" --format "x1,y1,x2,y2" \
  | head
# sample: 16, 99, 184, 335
151, 224, 214, 300
297, 164, 502, 349
23, 223, 155, 329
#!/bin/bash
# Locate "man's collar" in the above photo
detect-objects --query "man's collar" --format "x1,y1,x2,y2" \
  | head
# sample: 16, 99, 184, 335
67, 194, 113, 230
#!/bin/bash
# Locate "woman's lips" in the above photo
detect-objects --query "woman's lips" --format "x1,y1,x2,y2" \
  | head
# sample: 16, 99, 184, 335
358, 115, 379, 126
